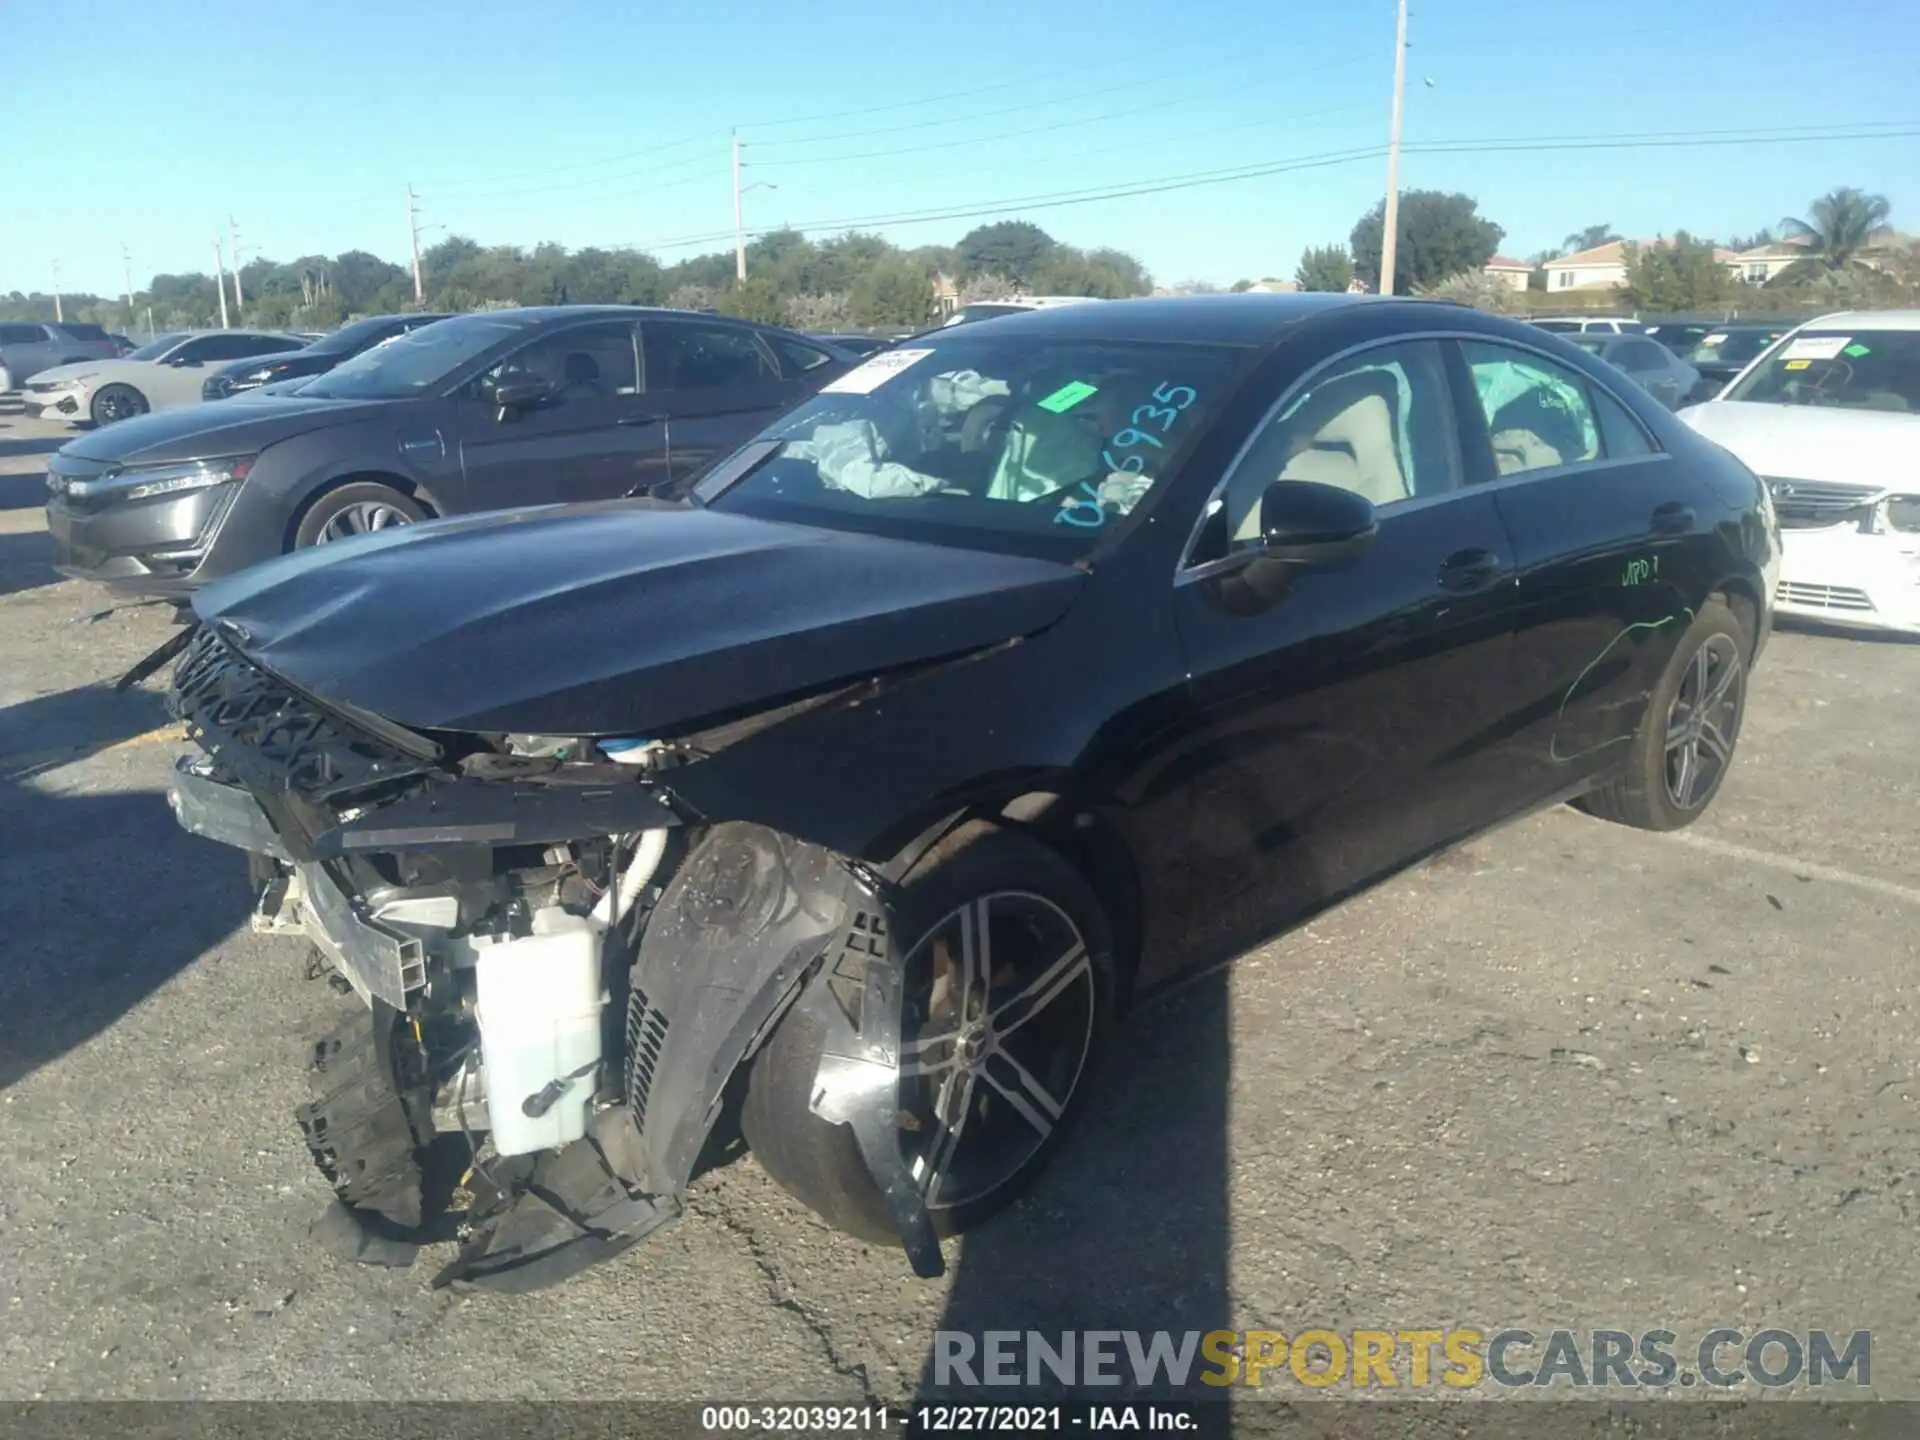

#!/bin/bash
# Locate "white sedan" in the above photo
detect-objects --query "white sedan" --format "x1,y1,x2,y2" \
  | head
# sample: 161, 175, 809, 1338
24, 329, 310, 426
1680, 309, 1920, 635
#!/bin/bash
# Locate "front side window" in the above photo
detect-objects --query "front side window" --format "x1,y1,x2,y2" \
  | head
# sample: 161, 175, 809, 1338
1463, 341, 1602, 475
477, 322, 640, 398
646, 323, 778, 390
1199, 340, 1459, 561
775, 338, 834, 377
704, 334, 1245, 561
124, 332, 190, 362
1722, 330, 1920, 413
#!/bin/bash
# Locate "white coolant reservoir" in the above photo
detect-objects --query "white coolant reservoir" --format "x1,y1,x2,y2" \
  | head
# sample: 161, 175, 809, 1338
474, 907, 606, 1157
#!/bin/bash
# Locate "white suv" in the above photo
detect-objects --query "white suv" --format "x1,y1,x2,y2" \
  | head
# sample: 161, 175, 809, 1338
1680, 310, 1920, 634
942, 296, 1102, 328
1531, 316, 1648, 335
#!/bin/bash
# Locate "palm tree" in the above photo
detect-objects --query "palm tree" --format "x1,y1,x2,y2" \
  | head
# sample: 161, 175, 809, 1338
1562, 224, 1621, 254
1778, 187, 1894, 273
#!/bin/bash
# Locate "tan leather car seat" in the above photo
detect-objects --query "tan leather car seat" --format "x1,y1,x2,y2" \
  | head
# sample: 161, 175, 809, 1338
1231, 371, 1409, 542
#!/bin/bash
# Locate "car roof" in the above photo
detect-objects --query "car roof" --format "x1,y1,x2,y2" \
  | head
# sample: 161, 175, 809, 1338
938, 291, 1379, 346
1795, 310, 1920, 331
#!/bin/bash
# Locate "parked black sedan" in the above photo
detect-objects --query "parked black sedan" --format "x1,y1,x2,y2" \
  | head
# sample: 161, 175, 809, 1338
46, 306, 855, 598
143, 293, 1777, 1290
201, 312, 453, 399
1681, 323, 1793, 400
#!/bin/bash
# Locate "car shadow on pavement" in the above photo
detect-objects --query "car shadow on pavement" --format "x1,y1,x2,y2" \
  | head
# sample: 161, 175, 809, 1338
920, 972, 1233, 1405
0, 465, 52, 512
0, 434, 64, 461
0, 531, 59, 596
0, 682, 252, 1092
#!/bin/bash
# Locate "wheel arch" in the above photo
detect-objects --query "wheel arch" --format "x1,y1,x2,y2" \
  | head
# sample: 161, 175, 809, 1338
282, 470, 442, 551
1710, 576, 1762, 664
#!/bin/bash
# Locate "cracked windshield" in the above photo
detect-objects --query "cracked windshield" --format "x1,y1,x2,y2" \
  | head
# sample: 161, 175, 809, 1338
709, 336, 1243, 557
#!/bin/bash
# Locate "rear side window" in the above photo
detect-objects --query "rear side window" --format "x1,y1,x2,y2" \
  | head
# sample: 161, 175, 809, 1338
0, 324, 47, 344
775, 338, 834, 377
645, 323, 778, 390
1594, 389, 1654, 457
1462, 341, 1601, 476
54, 323, 110, 342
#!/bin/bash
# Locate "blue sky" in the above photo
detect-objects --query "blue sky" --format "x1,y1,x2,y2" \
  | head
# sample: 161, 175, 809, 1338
6, 0, 1917, 297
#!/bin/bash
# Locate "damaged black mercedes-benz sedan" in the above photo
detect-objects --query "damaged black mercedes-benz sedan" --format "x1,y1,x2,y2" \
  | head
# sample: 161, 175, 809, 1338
145, 294, 1777, 1289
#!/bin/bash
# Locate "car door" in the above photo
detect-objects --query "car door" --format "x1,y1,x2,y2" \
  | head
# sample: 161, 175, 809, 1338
0, 324, 58, 383
454, 317, 671, 512
1169, 337, 1523, 960
643, 319, 802, 489
1456, 337, 1714, 803
1615, 337, 1684, 408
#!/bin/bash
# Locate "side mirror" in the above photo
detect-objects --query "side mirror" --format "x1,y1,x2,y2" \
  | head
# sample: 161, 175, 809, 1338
490, 376, 556, 418
1257, 480, 1378, 565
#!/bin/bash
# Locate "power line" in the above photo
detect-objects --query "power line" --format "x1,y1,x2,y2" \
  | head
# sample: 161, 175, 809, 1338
749, 75, 1316, 170
634, 120, 1920, 255
747, 57, 1373, 149
424, 128, 728, 194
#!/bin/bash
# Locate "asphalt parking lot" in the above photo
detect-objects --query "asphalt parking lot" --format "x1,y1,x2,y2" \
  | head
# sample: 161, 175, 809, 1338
2, 405, 1917, 1409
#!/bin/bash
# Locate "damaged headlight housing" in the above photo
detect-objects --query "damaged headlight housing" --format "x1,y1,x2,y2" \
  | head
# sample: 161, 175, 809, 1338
67, 455, 255, 504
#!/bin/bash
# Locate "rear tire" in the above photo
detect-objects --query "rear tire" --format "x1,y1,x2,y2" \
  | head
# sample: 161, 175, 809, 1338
1578, 598, 1748, 831
740, 824, 1116, 1244
293, 482, 427, 549
89, 384, 148, 425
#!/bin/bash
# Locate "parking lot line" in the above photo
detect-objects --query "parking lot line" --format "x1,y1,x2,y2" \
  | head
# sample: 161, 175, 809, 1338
1660, 827, 1920, 908
0, 722, 183, 781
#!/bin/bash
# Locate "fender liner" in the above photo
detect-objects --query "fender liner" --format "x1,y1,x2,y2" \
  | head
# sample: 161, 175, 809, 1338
424, 821, 946, 1290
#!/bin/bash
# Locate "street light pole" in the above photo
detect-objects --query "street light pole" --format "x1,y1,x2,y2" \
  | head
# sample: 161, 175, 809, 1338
50, 260, 63, 322
732, 131, 747, 282
213, 237, 231, 328
407, 184, 425, 303
1378, 0, 1410, 296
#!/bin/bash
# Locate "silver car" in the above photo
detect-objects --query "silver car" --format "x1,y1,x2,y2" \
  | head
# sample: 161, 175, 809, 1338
0, 321, 120, 393
24, 329, 309, 425
1568, 331, 1702, 410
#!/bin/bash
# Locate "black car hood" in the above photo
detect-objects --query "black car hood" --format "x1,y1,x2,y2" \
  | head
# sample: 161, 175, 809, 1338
61, 393, 397, 466
192, 501, 1087, 736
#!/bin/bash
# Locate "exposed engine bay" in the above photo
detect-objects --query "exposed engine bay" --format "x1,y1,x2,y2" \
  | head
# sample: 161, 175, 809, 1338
150, 622, 943, 1291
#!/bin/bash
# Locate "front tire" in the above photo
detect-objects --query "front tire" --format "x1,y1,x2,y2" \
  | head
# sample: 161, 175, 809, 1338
293, 482, 427, 549
740, 824, 1116, 1244
1578, 598, 1748, 831
89, 384, 147, 425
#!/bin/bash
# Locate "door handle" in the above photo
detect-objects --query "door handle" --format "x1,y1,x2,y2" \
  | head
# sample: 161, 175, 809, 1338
1437, 547, 1503, 593
617, 415, 663, 428
1650, 502, 1695, 534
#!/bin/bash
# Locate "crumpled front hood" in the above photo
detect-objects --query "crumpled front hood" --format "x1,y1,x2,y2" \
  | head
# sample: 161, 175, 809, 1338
1679, 400, 1920, 486
60, 392, 395, 465
192, 500, 1086, 735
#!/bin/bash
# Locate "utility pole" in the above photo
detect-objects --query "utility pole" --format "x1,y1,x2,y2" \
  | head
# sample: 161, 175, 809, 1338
121, 243, 137, 324
50, 260, 63, 322
406, 184, 425, 303
1377, 0, 1410, 296
213, 237, 231, 328
229, 216, 246, 311
732, 131, 747, 282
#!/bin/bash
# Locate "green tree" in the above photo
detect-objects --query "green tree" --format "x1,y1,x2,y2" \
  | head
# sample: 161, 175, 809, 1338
1777, 187, 1895, 276
1026, 245, 1152, 298
1562, 224, 1621, 254
1620, 233, 1737, 313
718, 273, 791, 325
848, 256, 935, 326
1295, 244, 1354, 292
1724, 228, 1776, 253
1351, 191, 1504, 295
954, 221, 1056, 282
1229, 278, 1255, 293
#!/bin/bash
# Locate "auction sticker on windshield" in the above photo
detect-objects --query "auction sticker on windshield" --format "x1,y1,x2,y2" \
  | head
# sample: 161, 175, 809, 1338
822, 348, 935, 395
1781, 335, 1851, 361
